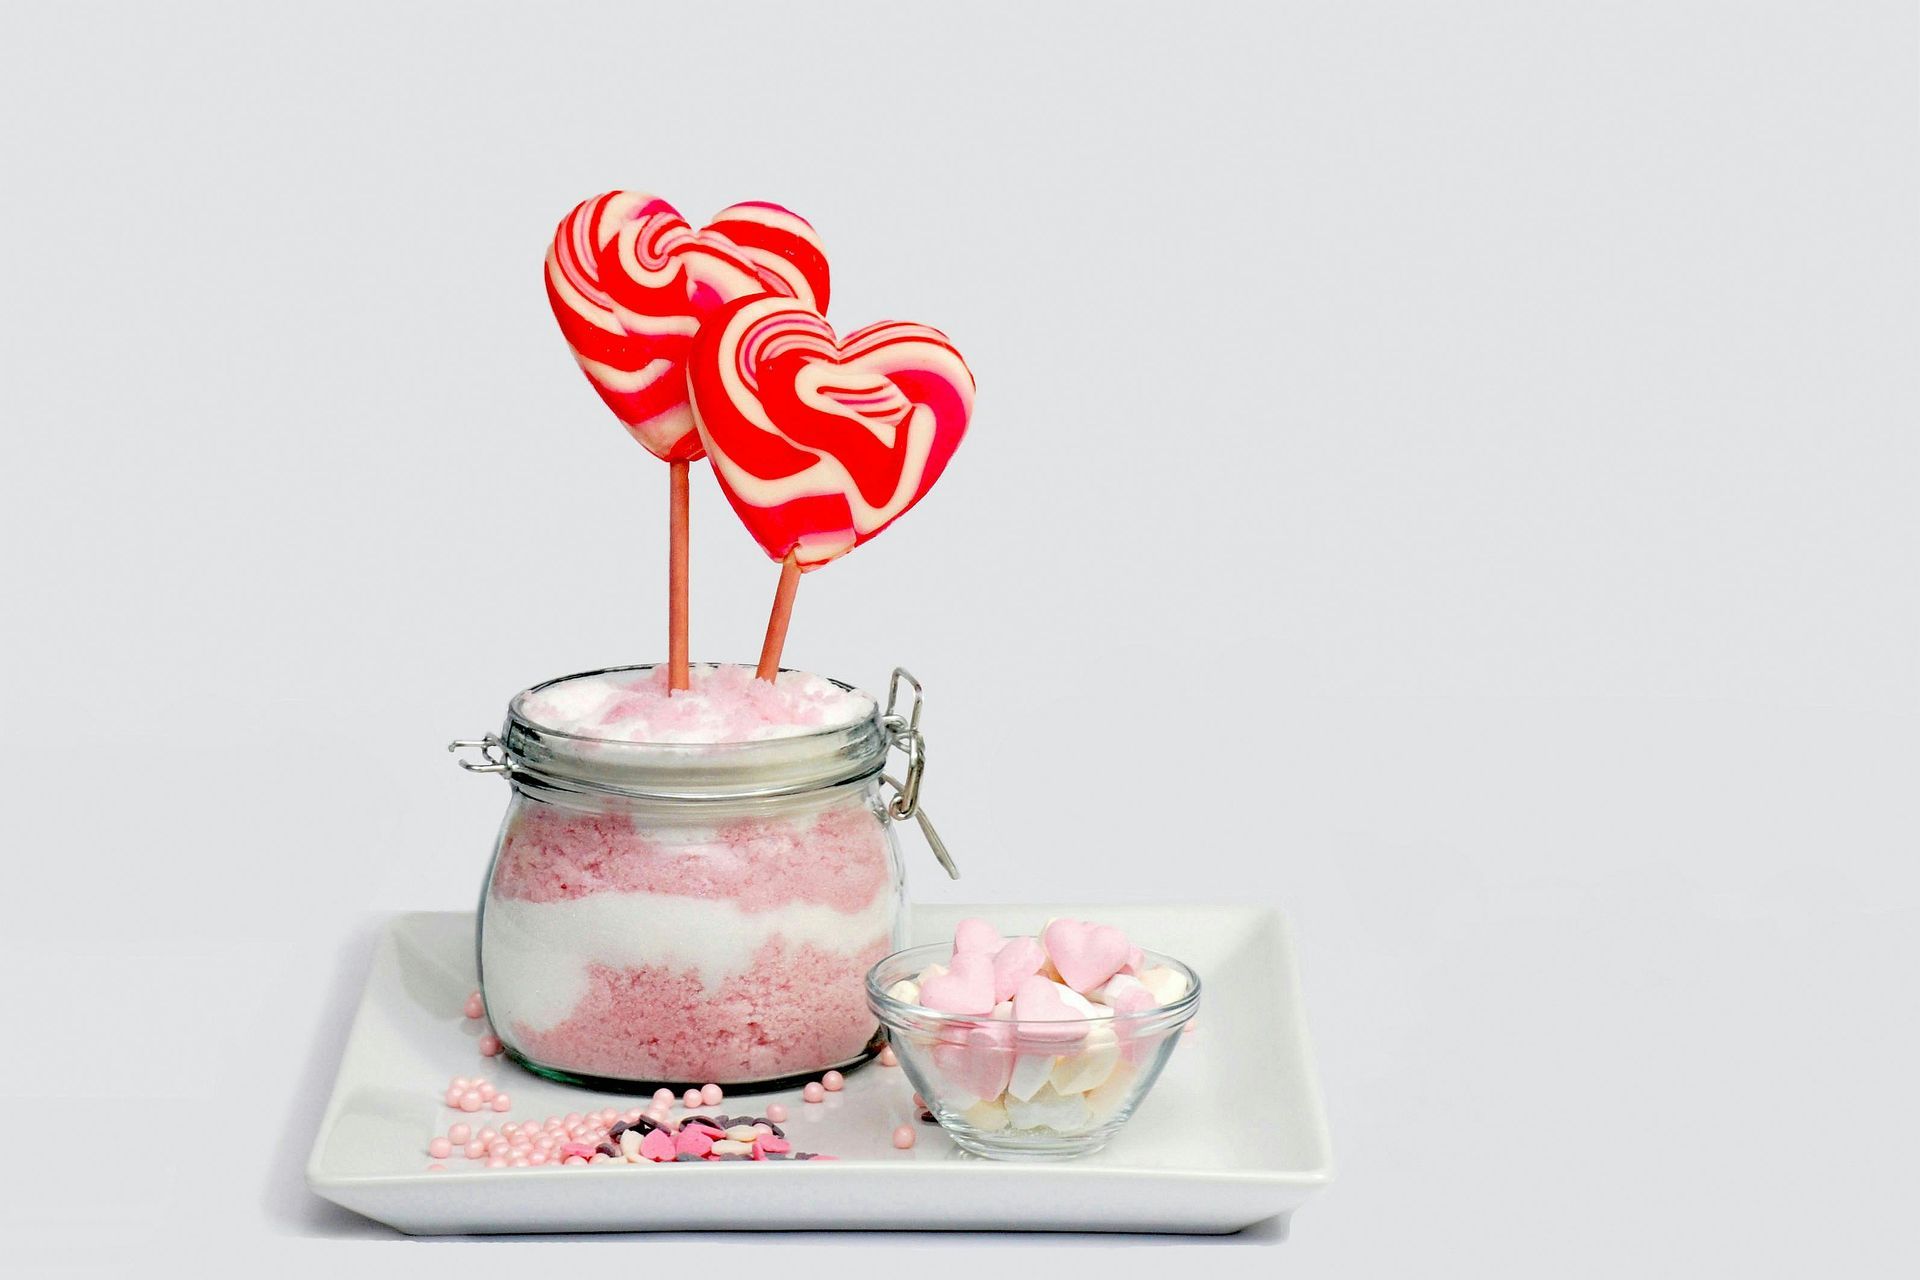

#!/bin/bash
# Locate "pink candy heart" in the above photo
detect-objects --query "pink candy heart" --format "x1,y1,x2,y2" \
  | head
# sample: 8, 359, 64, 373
931, 1024, 1014, 1101
953, 918, 1004, 955
917, 951, 996, 1015
1010, 975, 1091, 1050
991, 936, 1048, 1003
1043, 919, 1134, 993
640, 1128, 676, 1162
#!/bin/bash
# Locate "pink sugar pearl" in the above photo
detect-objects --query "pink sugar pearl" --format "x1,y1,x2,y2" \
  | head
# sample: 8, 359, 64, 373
458, 1092, 482, 1112
448, 1123, 470, 1144
653, 1088, 675, 1107
491, 1094, 511, 1112
682, 1089, 702, 1109
463, 1141, 485, 1159
822, 1070, 845, 1092
563, 1155, 587, 1166
892, 1125, 916, 1150
464, 992, 485, 1019
428, 1137, 452, 1159
700, 1083, 724, 1106
878, 1046, 899, 1067
427, 1163, 448, 1172
765, 1103, 788, 1123
802, 1083, 825, 1103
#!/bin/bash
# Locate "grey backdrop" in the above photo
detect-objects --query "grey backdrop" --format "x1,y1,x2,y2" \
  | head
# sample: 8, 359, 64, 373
3, 1, 1914, 1274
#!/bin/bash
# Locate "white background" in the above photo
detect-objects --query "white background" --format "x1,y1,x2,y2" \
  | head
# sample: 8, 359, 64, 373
2, 1, 1914, 1274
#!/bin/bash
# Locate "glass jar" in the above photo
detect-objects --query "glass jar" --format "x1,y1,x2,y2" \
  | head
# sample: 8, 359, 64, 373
451, 665, 951, 1093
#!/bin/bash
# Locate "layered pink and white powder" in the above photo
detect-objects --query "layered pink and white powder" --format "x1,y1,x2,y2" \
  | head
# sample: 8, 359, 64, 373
481, 666, 898, 1085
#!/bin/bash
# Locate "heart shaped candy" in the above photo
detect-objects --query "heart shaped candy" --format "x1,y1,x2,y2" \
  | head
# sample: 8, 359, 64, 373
916, 951, 995, 1015
1010, 975, 1090, 1051
990, 936, 1048, 1003
1042, 919, 1134, 994
953, 918, 1004, 955
688, 295, 974, 568
546, 192, 829, 461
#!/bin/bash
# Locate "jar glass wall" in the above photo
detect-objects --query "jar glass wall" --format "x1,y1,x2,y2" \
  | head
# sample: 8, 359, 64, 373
465, 665, 908, 1092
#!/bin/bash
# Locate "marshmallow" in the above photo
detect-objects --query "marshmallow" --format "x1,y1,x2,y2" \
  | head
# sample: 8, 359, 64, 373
961, 1099, 1010, 1132
990, 936, 1048, 1003
1006, 1052, 1057, 1102
952, 917, 1004, 955
1138, 966, 1190, 1006
917, 952, 996, 1015
1042, 918, 1134, 994
886, 979, 921, 1004
1049, 1024, 1120, 1095
1004, 1084, 1092, 1134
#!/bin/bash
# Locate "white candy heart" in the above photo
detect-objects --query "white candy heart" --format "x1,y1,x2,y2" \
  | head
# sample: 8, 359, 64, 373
1138, 966, 1190, 1006
1006, 1052, 1057, 1102
1004, 1084, 1093, 1134
1049, 1025, 1120, 1095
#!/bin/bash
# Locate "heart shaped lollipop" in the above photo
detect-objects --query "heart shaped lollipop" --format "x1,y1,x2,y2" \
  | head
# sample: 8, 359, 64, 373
545, 191, 830, 461
688, 295, 974, 569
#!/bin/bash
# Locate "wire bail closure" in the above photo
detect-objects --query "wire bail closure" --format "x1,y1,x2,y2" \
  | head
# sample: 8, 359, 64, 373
882, 667, 959, 880
448, 735, 511, 774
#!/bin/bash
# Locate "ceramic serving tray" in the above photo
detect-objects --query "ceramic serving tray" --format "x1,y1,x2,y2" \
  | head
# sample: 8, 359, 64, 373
305, 904, 1332, 1234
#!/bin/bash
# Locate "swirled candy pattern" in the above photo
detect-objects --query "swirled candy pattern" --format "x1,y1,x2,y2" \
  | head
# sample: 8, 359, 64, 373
688, 295, 973, 568
545, 192, 830, 460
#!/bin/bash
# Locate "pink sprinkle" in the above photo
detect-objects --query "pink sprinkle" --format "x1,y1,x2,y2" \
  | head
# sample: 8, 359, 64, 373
641, 1128, 676, 1162
428, 1137, 452, 1159
528, 1150, 549, 1165
451, 1077, 471, 1091
488, 1157, 509, 1168
427, 1163, 448, 1172
765, 1103, 788, 1123
511, 1157, 530, 1167
559, 1142, 595, 1159
463, 1141, 485, 1159
477, 1128, 496, 1143
464, 992, 485, 1019
878, 1046, 899, 1067
448, 1123, 470, 1144
563, 1155, 587, 1166
458, 1092, 482, 1112
892, 1125, 916, 1150
822, 1070, 845, 1092
682, 1089, 702, 1109
491, 1094, 511, 1112
653, 1088, 675, 1107
477, 1081, 496, 1100
758, 1135, 792, 1155
700, 1082, 724, 1106
675, 1127, 715, 1158
803, 1083, 825, 1103
589, 1153, 612, 1164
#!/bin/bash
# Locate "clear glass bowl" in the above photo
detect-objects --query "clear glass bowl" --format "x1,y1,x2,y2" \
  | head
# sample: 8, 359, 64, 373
866, 942, 1201, 1160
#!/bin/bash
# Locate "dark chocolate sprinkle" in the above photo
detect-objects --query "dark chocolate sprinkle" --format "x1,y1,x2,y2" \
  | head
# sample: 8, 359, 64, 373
918, 1111, 937, 1124
626, 1115, 660, 1136
680, 1115, 717, 1129
595, 1142, 619, 1158
607, 1122, 627, 1141
757, 1120, 785, 1138
674, 1152, 704, 1162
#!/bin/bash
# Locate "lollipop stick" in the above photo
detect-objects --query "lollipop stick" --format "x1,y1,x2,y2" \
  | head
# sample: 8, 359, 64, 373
668, 461, 690, 691
755, 552, 802, 681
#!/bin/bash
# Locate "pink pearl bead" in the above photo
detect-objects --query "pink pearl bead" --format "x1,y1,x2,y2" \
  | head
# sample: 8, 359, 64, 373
451, 1077, 471, 1091
478, 1034, 503, 1057
878, 1046, 899, 1067
682, 1089, 702, 1109
458, 1092, 482, 1112
528, 1150, 549, 1165
463, 1141, 485, 1159
822, 1070, 845, 1092
488, 1156, 508, 1168
428, 1137, 452, 1159
802, 1083, 825, 1103
427, 1163, 448, 1172
653, 1088, 675, 1107
624, 1109, 644, 1124
465, 991, 485, 1019
564, 1113, 582, 1127
700, 1083, 723, 1106
491, 1094, 511, 1112
476, 1128, 495, 1143
892, 1125, 916, 1150
477, 1083, 496, 1100
589, 1153, 611, 1164
765, 1103, 788, 1123
448, 1123, 471, 1144
563, 1155, 587, 1166
443, 1090, 462, 1106
511, 1157, 530, 1167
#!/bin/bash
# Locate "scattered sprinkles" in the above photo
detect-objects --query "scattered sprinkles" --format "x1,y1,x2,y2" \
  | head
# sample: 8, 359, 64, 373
429, 1075, 828, 1170
464, 991, 485, 1020
892, 1125, 916, 1150
878, 1045, 899, 1068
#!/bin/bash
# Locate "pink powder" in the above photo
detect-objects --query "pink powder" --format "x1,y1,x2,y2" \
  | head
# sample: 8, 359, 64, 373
490, 800, 890, 911
511, 934, 892, 1082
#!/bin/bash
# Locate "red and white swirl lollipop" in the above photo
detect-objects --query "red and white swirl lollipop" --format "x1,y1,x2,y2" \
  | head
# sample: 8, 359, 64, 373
544, 191, 830, 687
688, 294, 974, 677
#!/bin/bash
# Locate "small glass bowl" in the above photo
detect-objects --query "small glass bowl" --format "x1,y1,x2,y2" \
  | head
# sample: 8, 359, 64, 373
866, 942, 1201, 1160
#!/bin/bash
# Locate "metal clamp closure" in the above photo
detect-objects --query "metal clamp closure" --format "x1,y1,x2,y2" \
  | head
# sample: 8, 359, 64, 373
448, 734, 511, 775
882, 667, 959, 880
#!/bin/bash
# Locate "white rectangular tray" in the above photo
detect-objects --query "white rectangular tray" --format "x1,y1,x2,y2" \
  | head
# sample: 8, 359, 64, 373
306, 904, 1331, 1234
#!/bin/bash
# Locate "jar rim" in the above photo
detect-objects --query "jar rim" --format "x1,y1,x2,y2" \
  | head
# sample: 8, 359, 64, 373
499, 663, 891, 802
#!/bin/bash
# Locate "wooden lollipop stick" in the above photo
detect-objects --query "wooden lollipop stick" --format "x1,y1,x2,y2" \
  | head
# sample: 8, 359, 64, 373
668, 461, 690, 691
755, 552, 802, 681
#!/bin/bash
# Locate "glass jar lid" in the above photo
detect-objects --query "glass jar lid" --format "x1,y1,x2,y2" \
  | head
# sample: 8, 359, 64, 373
498, 664, 889, 801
